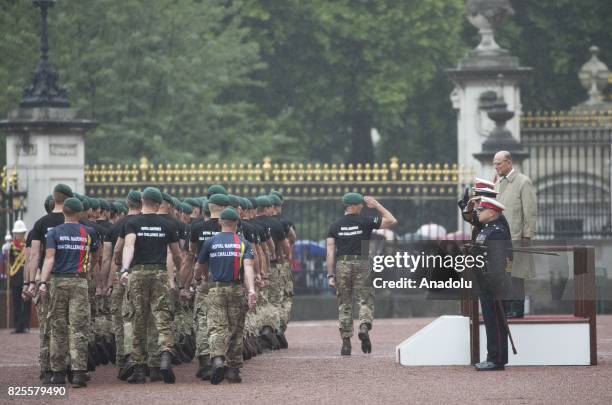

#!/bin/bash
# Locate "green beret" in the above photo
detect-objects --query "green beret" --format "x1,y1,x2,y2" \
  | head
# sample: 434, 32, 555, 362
256, 196, 272, 207
44, 195, 54, 213
270, 190, 283, 201
207, 184, 228, 197
162, 192, 174, 204
183, 198, 199, 208
248, 197, 257, 209
142, 187, 163, 204
88, 197, 100, 210
220, 207, 239, 221
53, 183, 73, 197
127, 190, 142, 203
209, 193, 230, 206
342, 192, 364, 205
269, 194, 282, 206
228, 194, 241, 208
238, 197, 250, 209
179, 202, 192, 215
98, 198, 111, 211
111, 201, 122, 214
64, 197, 84, 213
74, 192, 85, 201
81, 197, 90, 211
170, 197, 180, 208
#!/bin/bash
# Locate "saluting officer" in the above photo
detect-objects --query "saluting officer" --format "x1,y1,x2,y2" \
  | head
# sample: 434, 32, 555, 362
472, 196, 513, 371
326, 193, 397, 356
194, 207, 257, 385
39, 197, 100, 388
119, 187, 183, 384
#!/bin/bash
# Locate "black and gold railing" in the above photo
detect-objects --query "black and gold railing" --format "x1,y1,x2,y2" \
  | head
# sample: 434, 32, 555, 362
84, 157, 474, 200
521, 110, 612, 129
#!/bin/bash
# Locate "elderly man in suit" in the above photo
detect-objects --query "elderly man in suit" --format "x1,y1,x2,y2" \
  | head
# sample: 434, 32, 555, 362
493, 151, 537, 318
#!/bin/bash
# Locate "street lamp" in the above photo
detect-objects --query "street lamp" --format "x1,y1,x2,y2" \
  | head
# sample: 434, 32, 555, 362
20, 0, 71, 108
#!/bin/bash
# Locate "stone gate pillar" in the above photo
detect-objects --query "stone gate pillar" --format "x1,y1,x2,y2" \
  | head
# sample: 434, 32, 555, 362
447, 0, 530, 179
0, 0, 96, 228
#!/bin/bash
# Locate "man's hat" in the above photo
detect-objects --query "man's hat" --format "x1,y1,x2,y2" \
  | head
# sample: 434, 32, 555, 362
98, 198, 111, 211
171, 197, 181, 209
44, 195, 54, 214
207, 184, 228, 198
248, 197, 257, 209
12, 220, 27, 233
473, 187, 498, 197
162, 192, 174, 204
479, 197, 506, 212
474, 177, 496, 190
269, 194, 282, 206
142, 187, 163, 204
228, 195, 241, 208
220, 207, 240, 221
342, 192, 364, 205
239, 197, 250, 210
53, 183, 73, 197
64, 197, 84, 213
184, 197, 200, 208
179, 202, 193, 215
270, 190, 283, 201
111, 201, 122, 214
256, 196, 272, 207
88, 197, 100, 210
127, 190, 142, 203
209, 194, 230, 206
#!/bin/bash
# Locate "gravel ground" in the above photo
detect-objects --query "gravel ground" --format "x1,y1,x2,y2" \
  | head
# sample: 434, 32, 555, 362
2, 316, 612, 404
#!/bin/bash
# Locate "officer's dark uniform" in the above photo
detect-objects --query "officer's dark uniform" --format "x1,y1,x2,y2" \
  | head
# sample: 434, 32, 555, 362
472, 217, 512, 369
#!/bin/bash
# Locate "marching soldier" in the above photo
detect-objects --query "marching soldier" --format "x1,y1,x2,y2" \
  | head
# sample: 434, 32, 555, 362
119, 187, 182, 384
326, 193, 397, 356
38, 197, 100, 387
194, 207, 257, 384
27, 183, 74, 383
179, 192, 229, 380
471, 196, 513, 371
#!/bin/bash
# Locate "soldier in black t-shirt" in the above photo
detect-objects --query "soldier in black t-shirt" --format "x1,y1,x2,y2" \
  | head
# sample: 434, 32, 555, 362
102, 190, 142, 373
327, 193, 397, 356
27, 183, 73, 383
119, 187, 182, 384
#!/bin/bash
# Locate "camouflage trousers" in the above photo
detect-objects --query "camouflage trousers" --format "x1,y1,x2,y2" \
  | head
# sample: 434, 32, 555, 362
49, 276, 90, 372
110, 275, 130, 366
279, 262, 294, 330
207, 283, 246, 368
128, 268, 174, 365
335, 258, 374, 338
194, 282, 210, 357
34, 290, 51, 372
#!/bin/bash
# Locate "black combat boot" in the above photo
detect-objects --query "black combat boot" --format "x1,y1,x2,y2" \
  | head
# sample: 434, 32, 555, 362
225, 367, 242, 383
276, 329, 289, 349
149, 367, 162, 382
159, 351, 176, 384
260, 326, 280, 350
341, 338, 351, 356
242, 342, 252, 361
127, 364, 145, 384
50, 371, 66, 384
65, 366, 73, 383
71, 371, 88, 388
195, 355, 211, 379
42, 371, 53, 385
118, 356, 135, 381
210, 356, 226, 385
358, 323, 372, 354
87, 343, 96, 371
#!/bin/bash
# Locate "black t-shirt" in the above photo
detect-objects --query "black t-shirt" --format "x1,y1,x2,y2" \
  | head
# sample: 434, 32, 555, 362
247, 219, 269, 243
95, 219, 113, 239
159, 214, 182, 241
327, 213, 382, 256
275, 215, 294, 235
30, 212, 65, 268
189, 218, 221, 254
26, 231, 33, 248
255, 216, 286, 243
124, 213, 179, 266
239, 220, 260, 244
105, 214, 134, 248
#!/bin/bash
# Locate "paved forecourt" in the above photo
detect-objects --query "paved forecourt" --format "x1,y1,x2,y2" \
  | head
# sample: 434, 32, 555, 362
2, 317, 612, 404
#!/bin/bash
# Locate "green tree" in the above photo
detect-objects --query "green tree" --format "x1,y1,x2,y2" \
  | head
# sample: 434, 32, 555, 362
240, 0, 465, 163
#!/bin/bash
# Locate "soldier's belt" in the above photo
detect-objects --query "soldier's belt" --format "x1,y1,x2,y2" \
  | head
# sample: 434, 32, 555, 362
337, 255, 362, 261
51, 272, 87, 278
131, 264, 166, 272
209, 281, 241, 289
